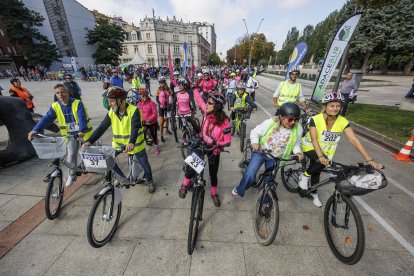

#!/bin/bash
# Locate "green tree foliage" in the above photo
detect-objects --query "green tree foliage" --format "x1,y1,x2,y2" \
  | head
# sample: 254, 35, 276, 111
226, 33, 275, 65
277, 27, 299, 64
86, 18, 125, 65
208, 53, 222, 65
0, 0, 61, 67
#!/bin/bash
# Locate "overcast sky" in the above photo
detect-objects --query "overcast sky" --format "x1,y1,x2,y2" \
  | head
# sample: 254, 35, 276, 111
77, 0, 347, 58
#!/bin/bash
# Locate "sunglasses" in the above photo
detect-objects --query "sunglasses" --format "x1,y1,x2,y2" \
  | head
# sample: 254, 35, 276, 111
284, 117, 300, 123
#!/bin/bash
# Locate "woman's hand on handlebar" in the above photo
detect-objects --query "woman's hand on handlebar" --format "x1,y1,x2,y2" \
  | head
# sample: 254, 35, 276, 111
368, 160, 384, 170
319, 156, 330, 166
124, 143, 135, 153
82, 141, 92, 147
295, 153, 304, 161
28, 131, 38, 141
252, 143, 260, 151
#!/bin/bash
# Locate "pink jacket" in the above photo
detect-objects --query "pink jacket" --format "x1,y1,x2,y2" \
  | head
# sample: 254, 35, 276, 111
158, 89, 170, 108
137, 99, 158, 125
194, 89, 232, 155
199, 79, 217, 93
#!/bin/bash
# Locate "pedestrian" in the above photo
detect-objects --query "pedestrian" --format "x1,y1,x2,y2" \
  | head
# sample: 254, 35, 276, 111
405, 78, 414, 99
19, 66, 28, 82
9, 78, 35, 112
62, 73, 82, 100
109, 69, 123, 88
339, 72, 358, 116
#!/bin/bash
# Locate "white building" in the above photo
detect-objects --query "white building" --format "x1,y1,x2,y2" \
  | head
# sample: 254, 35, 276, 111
195, 23, 217, 54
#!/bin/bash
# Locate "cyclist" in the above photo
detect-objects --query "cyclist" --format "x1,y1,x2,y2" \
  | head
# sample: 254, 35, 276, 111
170, 71, 180, 93
137, 88, 160, 154
198, 69, 217, 102
235, 69, 241, 83
299, 92, 383, 207
131, 71, 142, 100
272, 67, 309, 113
178, 89, 232, 207
194, 72, 203, 88
156, 76, 173, 142
28, 84, 93, 187
232, 102, 303, 197
84, 86, 156, 193
246, 70, 259, 101
229, 83, 257, 133
9, 78, 35, 112
171, 78, 199, 139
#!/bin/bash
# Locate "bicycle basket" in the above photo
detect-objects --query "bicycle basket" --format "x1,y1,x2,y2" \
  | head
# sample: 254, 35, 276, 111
338, 170, 387, 196
31, 136, 66, 159
237, 109, 251, 120
79, 146, 116, 173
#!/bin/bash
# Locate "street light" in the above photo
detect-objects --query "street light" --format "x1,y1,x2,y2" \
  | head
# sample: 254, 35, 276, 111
242, 18, 264, 67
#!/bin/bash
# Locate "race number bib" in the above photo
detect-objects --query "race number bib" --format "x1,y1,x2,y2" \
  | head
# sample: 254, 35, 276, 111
67, 122, 79, 132
81, 153, 106, 169
236, 98, 242, 104
321, 131, 341, 144
185, 152, 205, 174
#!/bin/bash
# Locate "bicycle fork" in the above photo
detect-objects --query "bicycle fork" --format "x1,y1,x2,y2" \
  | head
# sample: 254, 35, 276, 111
331, 191, 351, 229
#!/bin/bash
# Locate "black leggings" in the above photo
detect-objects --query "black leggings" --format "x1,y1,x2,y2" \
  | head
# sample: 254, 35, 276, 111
184, 149, 220, 187
145, 123, 158, 145
304, 150, 326, 187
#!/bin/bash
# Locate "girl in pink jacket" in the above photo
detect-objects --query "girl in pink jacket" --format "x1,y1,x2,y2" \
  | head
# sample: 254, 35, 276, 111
178, 88, 232, 207
137, 88, 160, 154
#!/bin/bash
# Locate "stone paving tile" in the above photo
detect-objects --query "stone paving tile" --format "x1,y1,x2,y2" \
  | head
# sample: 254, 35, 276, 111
210, 209, 256, 243
147, 186, 191, 209
0, 159, 49, 176
48, 204, 92, 236
0, 220, 11, 231
190, 241, 246, 276
220, 158, 242, 172
124, 239, 191, 276
0, 195, 42, 221
396, 252, 414, 273
0, 233, 74, 276
0, 194, 15, 207
45, 236, 135, 276
153, 169, 183, 187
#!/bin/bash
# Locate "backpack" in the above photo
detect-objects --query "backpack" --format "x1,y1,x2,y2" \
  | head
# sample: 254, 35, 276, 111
102, 91, 110, 110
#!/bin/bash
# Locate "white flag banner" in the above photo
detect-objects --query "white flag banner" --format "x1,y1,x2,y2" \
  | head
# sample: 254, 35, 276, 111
311, 13, 362, 102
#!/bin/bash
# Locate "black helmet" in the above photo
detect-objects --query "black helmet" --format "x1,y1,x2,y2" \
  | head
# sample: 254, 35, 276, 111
10, 78, 20, 85
279, 102, 300, 118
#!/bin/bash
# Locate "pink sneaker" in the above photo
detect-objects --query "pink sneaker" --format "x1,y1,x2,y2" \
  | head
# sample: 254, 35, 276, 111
154, 146, 160, 154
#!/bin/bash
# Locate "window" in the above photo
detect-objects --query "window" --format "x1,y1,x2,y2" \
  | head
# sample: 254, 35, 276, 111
53, 4, 60, 15
161, 45, 165, 54
12, 47, 16, 55
173, 45, 180, 54
7, 46, 11, 53
188, 36, 192, 42
62, 36, 68, 46
57, 20, 64, 31
146, 33, 150, 40
173, 34, 179, 41
134, 45, 138, 53
147, 44, 152, 54
188, 47, 191, 54
0, 47, 3, 55
0, 29, 4, 36
146, 22, 148, 28
123, 46, 128, 54
206, 31, 209, 40
132, 33, 137, 40
160, 32, 164, 40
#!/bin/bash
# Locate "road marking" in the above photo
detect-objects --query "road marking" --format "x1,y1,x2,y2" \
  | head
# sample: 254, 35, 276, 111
355, 197, 414, 256
387, 177, 414, 199
255, 101, 272, 117
254, 89, 414, 256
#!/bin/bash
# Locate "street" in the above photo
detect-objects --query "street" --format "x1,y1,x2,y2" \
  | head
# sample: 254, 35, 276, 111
0, 77, 413, 275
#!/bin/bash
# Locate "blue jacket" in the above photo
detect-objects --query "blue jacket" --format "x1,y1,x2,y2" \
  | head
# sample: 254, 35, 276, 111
110, 76, 123, 88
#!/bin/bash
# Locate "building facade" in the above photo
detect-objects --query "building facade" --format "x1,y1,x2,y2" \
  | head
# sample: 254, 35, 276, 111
195, 23, 217, 54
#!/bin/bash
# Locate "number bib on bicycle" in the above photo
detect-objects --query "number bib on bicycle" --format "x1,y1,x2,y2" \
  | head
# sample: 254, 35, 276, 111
185, 152, 205, 174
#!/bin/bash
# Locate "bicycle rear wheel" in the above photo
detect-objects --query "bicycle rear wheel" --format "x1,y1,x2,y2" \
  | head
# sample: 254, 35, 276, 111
324, 193, 365, 265
45, 174, 64, 220
280, 158, 307, 193
253, 188, 279, 246
238, 140, 252, 175
188, 188, 204, 255
171, 117, 179, 143
240, 122, 246, 152
87, 188, 122, 248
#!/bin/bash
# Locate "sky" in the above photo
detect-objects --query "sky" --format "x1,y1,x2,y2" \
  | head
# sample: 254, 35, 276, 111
77, 0, 347, 59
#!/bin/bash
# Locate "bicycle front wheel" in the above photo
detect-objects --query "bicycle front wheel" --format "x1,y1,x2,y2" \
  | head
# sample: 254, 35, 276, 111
253, 188, 279, 246
45, 174, 64, 220
188, 188, 204, 255
324, 193, 365, 265
87, 188, 122, 248
239, 142, 252, 175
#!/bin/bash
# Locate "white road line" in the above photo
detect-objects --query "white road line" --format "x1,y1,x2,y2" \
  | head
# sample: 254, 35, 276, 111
254, 90, 414, 256
355, 197, 414, 256
387, 177, 414, 199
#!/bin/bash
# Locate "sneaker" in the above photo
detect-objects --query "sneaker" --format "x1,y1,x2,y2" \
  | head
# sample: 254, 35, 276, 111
211, 194, 221, 207
161, 136, 165, 143
311, 193, 322, 207
148, 181, 155, 193
231, 188, 239, 196
154, 146, 160, 154
65, 175, 76, 187
298, 173, 310, 190
179, 185, 188, 198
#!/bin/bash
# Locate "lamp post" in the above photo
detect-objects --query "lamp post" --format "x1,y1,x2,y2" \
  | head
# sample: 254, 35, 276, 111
242, 18, 264, 67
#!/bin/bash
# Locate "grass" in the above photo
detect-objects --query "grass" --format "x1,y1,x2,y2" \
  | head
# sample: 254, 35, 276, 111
346, 103, 413, 143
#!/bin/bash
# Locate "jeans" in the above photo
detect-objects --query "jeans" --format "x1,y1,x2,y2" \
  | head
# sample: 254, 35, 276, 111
113, 149, 153, 182
340, 93, 350, 116
234, 151, 278, 197
66, 138, 79, 177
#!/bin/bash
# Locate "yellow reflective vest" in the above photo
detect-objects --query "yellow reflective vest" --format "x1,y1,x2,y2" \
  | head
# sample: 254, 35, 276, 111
51, 99, 93, 141
108, 104, 145, 154
131, 78, 141, 90
234, 93, 248, 109
301, 113, 349, 159
277, 81, 301, 106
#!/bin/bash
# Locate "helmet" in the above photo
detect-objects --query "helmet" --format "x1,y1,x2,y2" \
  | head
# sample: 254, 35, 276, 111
229, 72, 236, 77
236, 69, 240, 73
173, 71, 179, 76
288, 66, 300, 75
279, 102, 301, 118
321, 92, 345, 104
197, 72, 202, 77
178, 78, 187, 85
138, 88, 148, 95
10, 78, 20, 85
106, 86, 127, 99
236, 83, 246, 90
158, 76, 166, 82
208, 92, 225, 106
202, 69, 210, 75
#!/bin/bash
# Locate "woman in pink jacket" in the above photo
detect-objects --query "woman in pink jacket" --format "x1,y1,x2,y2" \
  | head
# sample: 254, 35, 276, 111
137, 88, 160, 154
156, 76, 172, 142
178, 88, 232, 207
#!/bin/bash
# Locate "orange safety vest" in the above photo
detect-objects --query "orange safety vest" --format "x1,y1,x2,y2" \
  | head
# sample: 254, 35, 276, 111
9, 86, 34, 109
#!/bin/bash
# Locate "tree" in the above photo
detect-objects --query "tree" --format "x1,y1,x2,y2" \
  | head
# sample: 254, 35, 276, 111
208, 53, 222, 65
277, 27, 299, 64
0, 0, 61, 67
86, 18, 125, 65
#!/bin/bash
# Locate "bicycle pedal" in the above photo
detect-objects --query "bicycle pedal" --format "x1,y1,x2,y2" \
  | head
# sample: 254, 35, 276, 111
297, 188, 308, 198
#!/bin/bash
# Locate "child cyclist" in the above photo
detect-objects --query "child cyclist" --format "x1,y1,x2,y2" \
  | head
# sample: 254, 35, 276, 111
137, 88, 160, 154
156, 76, 173, 142
178, 89, 232, 207
299, 92, 383, 207
171, 78, 200, 138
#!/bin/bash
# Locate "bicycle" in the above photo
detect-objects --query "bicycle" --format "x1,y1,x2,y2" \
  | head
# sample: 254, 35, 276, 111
293, 161, 386, 264
142, 121, 157, 146
251, 149, 297, 246
82, 145, 144, 248
31, 134, 87, 220
179, 128, 231, 255
230, 107, 252, 152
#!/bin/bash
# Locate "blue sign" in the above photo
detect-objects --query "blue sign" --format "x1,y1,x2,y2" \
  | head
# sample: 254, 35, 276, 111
286, 42, 308, 79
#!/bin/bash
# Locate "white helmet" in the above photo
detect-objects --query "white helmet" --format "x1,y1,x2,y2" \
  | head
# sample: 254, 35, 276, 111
173, 71, 179, 76
321, 92, 345, 104
202, 69, 210, 75
197, 72, 202, 77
